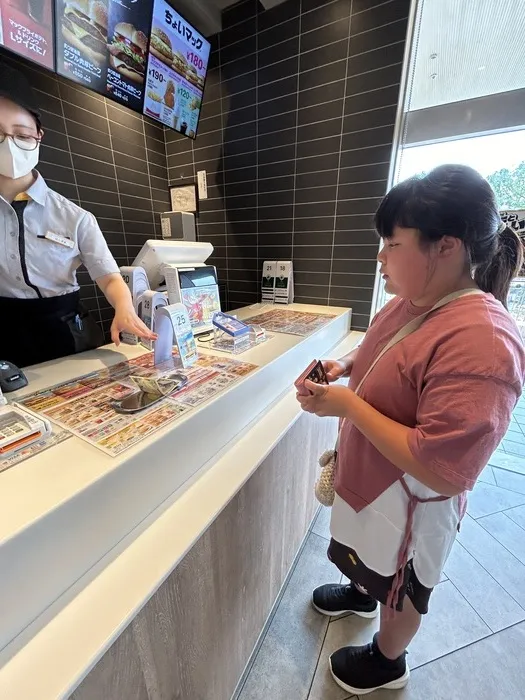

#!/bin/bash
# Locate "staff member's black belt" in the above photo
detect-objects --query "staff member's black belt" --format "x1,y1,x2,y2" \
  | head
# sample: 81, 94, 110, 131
0, 291, 104, 368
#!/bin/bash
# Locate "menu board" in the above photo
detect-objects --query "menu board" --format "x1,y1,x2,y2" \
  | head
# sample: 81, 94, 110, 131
143, 0, 210, 138
55, 0, 152, 111
0, 0, 54, 69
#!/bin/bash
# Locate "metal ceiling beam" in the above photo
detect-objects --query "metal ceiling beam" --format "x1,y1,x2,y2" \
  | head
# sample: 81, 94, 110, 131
174, 0, 290, 36
175, 0, 223, 36
259, 0, 288, 7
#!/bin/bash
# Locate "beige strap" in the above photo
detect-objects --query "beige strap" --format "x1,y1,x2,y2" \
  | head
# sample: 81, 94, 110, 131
335, 288, 482, 450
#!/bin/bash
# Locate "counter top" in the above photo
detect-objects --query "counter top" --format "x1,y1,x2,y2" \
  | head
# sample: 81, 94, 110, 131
0, 302, 363, 699
0, 303, 346, 541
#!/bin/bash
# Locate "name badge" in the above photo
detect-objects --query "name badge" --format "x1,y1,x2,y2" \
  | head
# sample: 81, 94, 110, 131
44, 231, 75, 249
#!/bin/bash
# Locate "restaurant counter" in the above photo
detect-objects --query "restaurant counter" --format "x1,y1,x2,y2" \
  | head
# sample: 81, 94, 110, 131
0, 303, 363, 700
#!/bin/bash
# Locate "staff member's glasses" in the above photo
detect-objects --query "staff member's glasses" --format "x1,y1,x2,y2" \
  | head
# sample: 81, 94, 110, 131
0, 131, 41, 152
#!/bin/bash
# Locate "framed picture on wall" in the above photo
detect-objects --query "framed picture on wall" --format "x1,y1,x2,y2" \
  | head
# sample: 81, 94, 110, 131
169, 183, 199, 215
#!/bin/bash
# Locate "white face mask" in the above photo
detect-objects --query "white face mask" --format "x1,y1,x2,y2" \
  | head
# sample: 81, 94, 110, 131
0, 137, 39, 179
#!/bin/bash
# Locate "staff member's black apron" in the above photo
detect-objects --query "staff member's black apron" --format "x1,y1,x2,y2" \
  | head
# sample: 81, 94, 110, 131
0, 201, 104, 368
0, 293, 104, 368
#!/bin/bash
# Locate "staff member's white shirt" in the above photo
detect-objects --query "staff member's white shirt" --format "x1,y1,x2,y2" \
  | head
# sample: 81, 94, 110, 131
0, 172, 119, 299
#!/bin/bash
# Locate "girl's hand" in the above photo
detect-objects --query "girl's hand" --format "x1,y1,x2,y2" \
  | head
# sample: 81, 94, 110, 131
296, 381, 353, 418
111, 305, 157, 346
322, 358, 352, 382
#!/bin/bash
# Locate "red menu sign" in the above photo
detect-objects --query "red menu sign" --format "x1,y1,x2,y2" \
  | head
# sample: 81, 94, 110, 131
55, 0, 153, 112
0, 0, 55, 69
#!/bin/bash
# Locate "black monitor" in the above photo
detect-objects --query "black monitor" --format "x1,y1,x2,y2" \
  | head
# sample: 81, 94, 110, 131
143, 0, 210, 139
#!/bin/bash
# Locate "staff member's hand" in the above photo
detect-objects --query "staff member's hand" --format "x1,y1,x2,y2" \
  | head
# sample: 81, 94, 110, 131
297, 380, 353, 418
111, 304, 157, 346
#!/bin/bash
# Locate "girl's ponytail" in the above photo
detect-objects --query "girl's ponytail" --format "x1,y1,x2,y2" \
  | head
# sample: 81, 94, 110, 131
474, 225, 523, 309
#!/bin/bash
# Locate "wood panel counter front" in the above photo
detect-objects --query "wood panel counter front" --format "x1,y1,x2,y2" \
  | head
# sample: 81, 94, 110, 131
0, 303, 363, 700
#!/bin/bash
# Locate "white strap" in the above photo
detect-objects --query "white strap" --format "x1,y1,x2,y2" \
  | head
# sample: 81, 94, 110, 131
334, 288, 482, 451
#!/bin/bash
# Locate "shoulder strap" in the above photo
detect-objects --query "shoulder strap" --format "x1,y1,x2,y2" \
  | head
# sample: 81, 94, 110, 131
354, 288, 482, 396
334, 288, 482, 451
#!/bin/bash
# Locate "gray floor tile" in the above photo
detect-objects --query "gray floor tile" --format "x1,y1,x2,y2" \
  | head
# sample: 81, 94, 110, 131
457, 514, 525, 608
489, 449, 525, 476
503, 439, 525, 457
237, 533, 339, 700
312, 506, 331, 541
478, 512, 525, 565
478, 464, 496, 485
506, 504, 525, 530
443, 541, 525, 632
309, 614, 378, 700
493, 466, 525, 495
502, 431, 525, 445
466, 480, 525, 519
365, 623, 525, 699
404, 580, 490, 669
506, 424, 523, 436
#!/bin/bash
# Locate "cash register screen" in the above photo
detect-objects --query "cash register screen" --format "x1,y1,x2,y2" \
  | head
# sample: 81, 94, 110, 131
179, 266, 221, 333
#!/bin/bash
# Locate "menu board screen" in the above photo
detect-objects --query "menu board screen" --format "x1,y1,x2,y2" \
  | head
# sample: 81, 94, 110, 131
0, 0, 55, 69
55, 0, 152, 111
143, 0, 210, 138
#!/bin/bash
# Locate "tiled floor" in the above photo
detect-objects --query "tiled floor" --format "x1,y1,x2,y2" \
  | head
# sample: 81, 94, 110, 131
237, 400, 525, 700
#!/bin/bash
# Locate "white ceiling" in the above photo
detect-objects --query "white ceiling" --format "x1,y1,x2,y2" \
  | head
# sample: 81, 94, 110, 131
408, 0, 525, 111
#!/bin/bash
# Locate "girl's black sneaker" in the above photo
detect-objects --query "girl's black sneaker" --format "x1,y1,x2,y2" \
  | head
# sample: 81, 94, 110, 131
312, 583, 379, 618
329, 633, 409, 695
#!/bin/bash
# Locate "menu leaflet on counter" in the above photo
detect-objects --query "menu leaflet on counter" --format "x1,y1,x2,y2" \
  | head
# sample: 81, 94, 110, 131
55, 0, 152, 112
143, 0, 210, 138
0, 0, 55, 69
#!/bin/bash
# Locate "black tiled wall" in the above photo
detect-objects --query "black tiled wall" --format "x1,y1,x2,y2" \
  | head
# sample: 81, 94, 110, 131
1, 50, 170, 339
165, 0, 410, 330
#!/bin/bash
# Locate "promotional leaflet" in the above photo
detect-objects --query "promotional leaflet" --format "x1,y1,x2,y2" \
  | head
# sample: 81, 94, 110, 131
143, 0, 210, 137
244, 309, 336, 337
19, 353, 257, 457
0, 0, 54, 69
55, 0, 152, 111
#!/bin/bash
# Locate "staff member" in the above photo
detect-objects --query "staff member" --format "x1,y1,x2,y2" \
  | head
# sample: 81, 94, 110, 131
0, 63, 155, 368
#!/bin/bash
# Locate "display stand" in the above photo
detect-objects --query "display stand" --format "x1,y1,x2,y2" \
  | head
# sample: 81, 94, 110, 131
154, 304, 197, 368
274, 261, 294, 304
262, 261, 276, 302
137, 290, 168, 351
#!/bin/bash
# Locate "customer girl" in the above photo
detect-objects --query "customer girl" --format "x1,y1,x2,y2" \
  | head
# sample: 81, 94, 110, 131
297, 164, 525, 695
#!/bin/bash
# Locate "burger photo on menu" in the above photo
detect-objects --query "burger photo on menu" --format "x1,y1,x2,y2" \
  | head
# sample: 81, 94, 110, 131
185, 64, 199, 87
108, 22, 147, 84
172, 50, 187, 79
61, 0, 108, 66
149, 26, 173, 67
